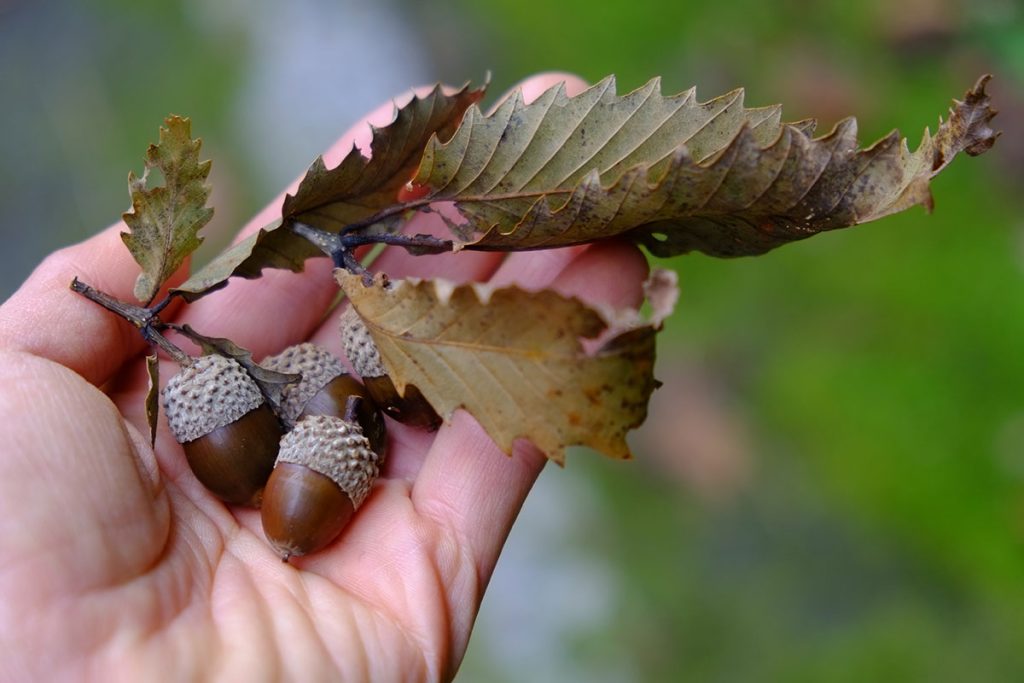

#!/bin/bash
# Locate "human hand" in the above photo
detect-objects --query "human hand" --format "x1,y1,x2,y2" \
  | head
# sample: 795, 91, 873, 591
0, 73, 649, 682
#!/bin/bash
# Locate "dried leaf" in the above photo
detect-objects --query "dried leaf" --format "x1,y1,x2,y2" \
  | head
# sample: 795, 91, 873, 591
173, 83, 485, 301
283, 82, 486, 229
145, 354, 160, 447
337, 270, 677, 463
171, 219, 295, 301
411, 75, 998, 256
122, 116, 213, 304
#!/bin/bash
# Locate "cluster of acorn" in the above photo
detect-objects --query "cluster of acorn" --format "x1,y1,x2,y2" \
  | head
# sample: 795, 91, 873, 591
161, 308, 440, 561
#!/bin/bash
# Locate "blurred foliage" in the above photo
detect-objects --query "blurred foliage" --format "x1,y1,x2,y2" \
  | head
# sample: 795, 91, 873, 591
427, 0, 1024, 680
0, 0, 249, 295
2, 0, 1023, 680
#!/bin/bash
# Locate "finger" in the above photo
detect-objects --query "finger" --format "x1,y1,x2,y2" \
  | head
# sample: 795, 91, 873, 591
0, 224, 184, 387
411, 240, 649, 585
294, 241, 635, 680
325, 71, 596, 295
550, 239, 652, 309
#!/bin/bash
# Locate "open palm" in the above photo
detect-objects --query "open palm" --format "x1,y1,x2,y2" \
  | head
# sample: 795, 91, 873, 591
0, 74, 648, 682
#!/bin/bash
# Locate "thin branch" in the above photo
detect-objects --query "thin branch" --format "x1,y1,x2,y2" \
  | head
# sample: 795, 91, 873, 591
70, 278, 152, 327
290, 222, 370, 282
70, 278, 190, 364
290, 221, 344, 258
341, 232, 455, 253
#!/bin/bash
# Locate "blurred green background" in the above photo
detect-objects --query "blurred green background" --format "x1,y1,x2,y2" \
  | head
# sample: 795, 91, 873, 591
2, 0, 1022, 680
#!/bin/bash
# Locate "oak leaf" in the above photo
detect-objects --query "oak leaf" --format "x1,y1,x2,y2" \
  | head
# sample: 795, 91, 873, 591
411, 75, 997, 256
337, 269, 678, 463
174, 83, 485, 300
121, 116, 213, 304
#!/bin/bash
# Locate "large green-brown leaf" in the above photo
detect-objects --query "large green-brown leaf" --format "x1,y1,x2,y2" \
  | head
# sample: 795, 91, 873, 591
173, 83, 485, 301
121, 116, 213, 304
410, 75, 997, 256
337, 269, 678, 463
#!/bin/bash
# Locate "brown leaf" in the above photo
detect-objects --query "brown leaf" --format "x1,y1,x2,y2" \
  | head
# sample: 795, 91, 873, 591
337, 270, 677, 463
410, 75, 998, 257
145, 354, 160, 447
173, 83, 485, 301
283, 82, 486, 229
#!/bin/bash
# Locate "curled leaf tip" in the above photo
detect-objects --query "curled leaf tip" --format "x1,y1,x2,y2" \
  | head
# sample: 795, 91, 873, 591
959, 74, 999, 157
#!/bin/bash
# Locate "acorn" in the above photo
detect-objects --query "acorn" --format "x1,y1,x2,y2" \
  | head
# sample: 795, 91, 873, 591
262, 342, 386, 454
162, 354, 283, 506
338, 306, 442, 430
261, 413, 382, 561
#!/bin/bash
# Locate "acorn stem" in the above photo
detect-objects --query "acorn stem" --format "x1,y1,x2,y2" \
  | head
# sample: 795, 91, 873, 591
142, 327, 191, 365
343, 394, 362, 423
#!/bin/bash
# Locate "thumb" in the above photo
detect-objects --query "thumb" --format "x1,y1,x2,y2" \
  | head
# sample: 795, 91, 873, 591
0, 350, 169, 602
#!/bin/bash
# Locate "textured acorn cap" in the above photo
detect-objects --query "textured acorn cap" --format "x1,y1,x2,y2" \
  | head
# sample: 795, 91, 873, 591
276, 414, 381, 508
163, 355, 264, 444
262, 343, 347, 421
339, 307, 386, 379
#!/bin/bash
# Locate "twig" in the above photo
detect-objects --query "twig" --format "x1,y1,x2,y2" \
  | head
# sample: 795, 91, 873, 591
70, 278, 190, 364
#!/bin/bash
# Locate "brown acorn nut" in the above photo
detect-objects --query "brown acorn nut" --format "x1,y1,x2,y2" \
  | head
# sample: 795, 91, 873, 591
261, 414, 381, 561
261, 342, 386, 454
338, 306, 442, 430
163, 354, 283, 506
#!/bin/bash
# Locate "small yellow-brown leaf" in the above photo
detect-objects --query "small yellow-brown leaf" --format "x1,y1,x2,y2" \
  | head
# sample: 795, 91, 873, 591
121, 116, 213, 304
